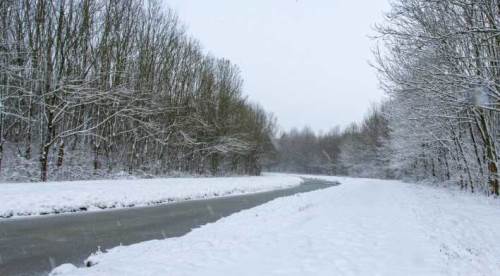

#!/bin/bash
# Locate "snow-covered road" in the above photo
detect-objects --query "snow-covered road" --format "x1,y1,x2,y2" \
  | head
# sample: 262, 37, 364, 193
53, 176, 500, 276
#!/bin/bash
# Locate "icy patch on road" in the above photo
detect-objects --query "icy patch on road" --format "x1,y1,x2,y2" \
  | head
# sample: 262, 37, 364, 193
52, 175, 500, 275
0, 174, 302, 218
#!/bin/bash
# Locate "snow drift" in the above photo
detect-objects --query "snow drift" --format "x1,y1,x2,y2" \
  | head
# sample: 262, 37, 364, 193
0, 174, 303, 218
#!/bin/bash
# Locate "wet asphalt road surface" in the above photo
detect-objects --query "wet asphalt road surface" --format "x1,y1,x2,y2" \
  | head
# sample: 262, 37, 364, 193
0, 178, 338, 276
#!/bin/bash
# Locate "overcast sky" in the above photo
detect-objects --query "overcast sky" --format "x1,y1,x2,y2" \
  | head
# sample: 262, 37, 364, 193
162, 0, 390, 133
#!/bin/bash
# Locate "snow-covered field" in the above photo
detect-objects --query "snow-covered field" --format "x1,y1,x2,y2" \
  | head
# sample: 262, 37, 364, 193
52, 175, 500, 276
0, 174, 303, 218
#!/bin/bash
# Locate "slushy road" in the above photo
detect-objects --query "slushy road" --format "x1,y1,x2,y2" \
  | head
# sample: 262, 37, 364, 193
0, 178, 337, 276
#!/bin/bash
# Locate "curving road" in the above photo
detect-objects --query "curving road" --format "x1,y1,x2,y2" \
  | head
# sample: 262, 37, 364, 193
0, 178, 337, 276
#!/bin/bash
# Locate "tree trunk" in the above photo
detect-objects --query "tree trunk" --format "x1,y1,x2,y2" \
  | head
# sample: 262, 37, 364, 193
40, 144, 50, 182
93, 141, 101, 171
57, 140, 64, 167
0, 140, 3, 174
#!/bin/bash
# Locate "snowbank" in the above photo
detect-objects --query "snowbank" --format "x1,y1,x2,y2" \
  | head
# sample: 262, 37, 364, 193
0, 174, 303, 218
52, 175, 500, 276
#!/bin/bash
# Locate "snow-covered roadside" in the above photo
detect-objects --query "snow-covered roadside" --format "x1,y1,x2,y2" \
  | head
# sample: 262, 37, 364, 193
52, 175, 500, 276
0, 174, 303, 218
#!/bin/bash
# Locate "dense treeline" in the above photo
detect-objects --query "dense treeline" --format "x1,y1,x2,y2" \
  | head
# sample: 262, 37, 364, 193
0, 0, 275, 181
375, 0, 500, 195
273, 126, 341, 175
276, 0, 499, 196
273, 105, 391, 179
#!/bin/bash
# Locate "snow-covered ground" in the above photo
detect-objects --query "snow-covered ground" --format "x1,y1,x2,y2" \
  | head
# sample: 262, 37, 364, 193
52, 175, 500, 276
0, 174, 303, 218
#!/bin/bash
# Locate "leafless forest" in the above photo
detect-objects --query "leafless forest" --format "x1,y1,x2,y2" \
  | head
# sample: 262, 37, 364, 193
275, 0, 499, 196
0, 0, 275, 182
1, 0, 499, 196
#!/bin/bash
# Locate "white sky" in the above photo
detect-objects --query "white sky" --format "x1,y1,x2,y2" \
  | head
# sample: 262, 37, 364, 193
162, 0, 390, 132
